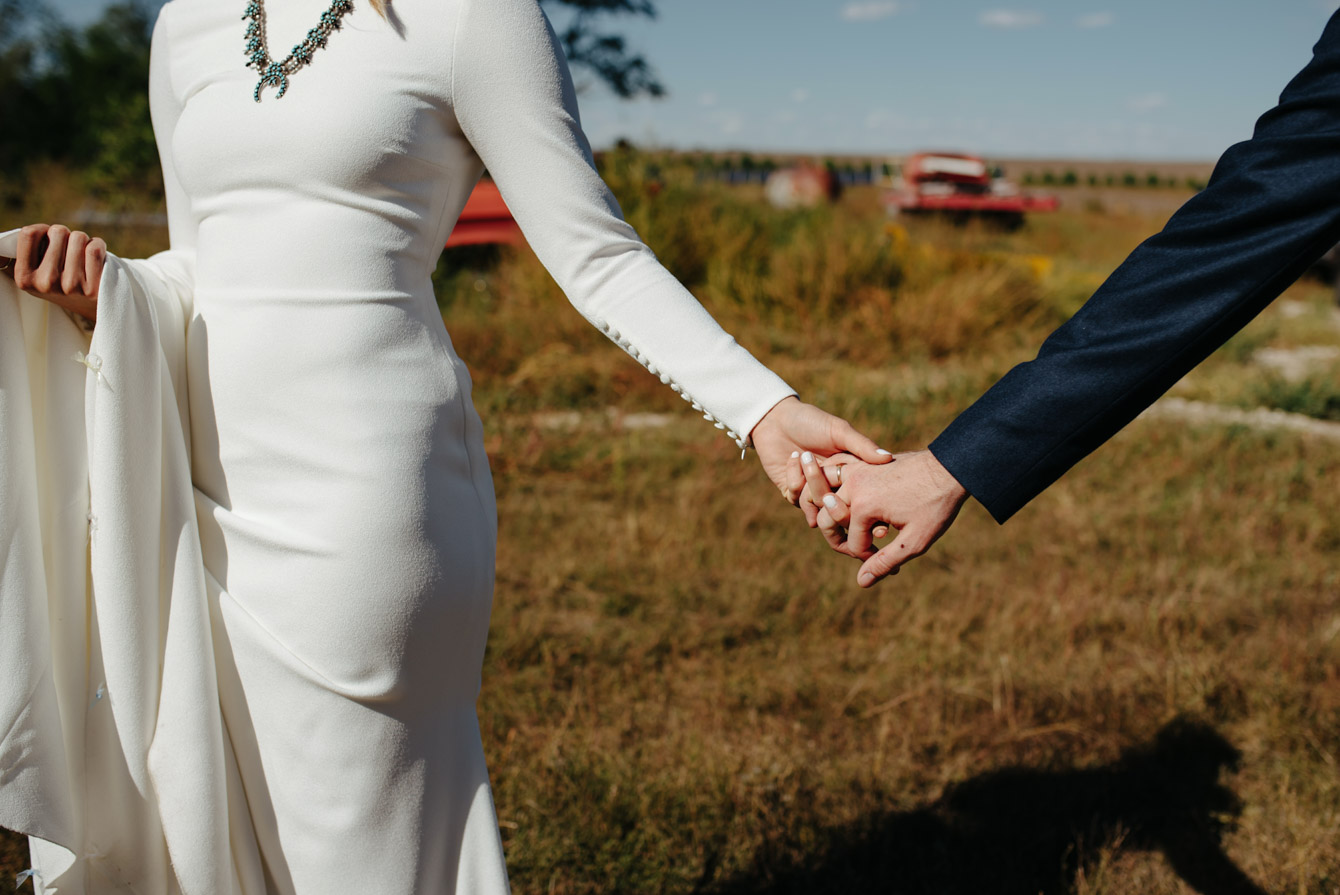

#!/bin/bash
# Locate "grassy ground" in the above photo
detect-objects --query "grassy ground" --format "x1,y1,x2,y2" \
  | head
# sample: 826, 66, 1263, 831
2, 159, 1338, 893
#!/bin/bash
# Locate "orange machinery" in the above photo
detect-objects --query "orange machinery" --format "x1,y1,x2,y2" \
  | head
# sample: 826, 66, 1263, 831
887, 152, 1058, 227
445, 179, 521, 247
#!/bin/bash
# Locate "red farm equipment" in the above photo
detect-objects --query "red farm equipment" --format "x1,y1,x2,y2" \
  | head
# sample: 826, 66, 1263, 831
446, 179, 521, 248
886, 152, 1058, 229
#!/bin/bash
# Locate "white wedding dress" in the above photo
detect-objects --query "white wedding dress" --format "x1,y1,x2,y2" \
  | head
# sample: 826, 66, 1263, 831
0, 0, 795, 892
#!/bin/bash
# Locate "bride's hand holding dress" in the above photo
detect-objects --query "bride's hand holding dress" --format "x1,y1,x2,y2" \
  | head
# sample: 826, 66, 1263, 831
1, 223, 105, 322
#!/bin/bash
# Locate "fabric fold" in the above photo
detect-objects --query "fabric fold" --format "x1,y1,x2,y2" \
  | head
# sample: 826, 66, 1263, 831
0, 229, 255, 894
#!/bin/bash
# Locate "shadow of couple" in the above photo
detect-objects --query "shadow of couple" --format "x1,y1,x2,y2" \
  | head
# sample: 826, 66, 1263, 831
707, 717, 1266, 895
0, 717, 1270, 893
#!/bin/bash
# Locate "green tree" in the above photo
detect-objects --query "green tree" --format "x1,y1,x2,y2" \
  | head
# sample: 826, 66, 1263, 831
0, 0, 42, 175
0, 0, 159, 195
47, 3, 158, 193
541, 0, 664, 98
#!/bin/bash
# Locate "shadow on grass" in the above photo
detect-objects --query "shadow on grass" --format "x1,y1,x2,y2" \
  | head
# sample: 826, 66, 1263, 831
0, 825, 26, 882
707, 717, 1265, 895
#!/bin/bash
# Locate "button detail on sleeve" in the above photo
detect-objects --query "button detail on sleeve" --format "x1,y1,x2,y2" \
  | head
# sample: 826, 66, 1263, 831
594, 318, 750, 451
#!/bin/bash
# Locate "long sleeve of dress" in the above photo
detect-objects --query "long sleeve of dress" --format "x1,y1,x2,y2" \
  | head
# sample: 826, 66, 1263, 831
929, 10, 1340, 523
450, 0, 796, 449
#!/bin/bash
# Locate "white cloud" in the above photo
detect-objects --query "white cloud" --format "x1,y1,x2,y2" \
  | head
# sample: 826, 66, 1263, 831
698, 91, 718, 107
979, 9, 1044, 28
712, 111, 743, 136
1076, 12, 1114, 28
791, 88, 810, 103
1127, 91, 1169, 113
841, 1, 901, 22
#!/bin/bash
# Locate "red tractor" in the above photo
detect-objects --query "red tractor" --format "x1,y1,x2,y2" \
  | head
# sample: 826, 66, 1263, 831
886, 152, 1057, 229
445, 179, 521, 248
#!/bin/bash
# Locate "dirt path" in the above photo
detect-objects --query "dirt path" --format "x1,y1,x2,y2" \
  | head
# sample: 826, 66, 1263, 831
1142, 397, 1340, 441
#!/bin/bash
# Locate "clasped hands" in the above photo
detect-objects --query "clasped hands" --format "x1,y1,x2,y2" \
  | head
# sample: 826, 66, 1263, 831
752, 397, 969, 588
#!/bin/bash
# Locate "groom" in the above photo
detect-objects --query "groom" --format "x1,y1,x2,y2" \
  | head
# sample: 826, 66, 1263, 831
806, 9, 1340, 587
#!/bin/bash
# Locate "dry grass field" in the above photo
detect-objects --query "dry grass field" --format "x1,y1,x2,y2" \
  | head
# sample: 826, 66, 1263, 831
3, 156, 1338, 894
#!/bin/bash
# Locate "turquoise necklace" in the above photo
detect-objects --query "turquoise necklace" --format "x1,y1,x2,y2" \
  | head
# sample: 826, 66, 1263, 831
242, 0, 354, 101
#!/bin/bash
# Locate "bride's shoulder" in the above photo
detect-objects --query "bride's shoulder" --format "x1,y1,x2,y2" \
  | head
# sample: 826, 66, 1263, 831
149, 0, 253, 85
153, 0, 213, 20
447, 0, 561, 51
152, 0, 237, 39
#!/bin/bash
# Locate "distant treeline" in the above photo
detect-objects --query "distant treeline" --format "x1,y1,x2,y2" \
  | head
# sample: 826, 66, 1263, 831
679, 153, 1208, 192
0, 0, 160, 201
682, 152, 890, 187
1021, 169, 1209, 191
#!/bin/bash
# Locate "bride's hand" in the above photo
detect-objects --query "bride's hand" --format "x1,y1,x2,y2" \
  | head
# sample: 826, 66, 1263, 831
749, 396, 891, 524
1, 223, 105, 323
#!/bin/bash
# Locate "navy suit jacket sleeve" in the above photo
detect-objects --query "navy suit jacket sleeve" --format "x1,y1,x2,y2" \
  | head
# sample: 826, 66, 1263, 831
930, 11, 1340, 524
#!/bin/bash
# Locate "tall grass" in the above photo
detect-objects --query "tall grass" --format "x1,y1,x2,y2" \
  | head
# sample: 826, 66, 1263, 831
1250, 366, 1340, 421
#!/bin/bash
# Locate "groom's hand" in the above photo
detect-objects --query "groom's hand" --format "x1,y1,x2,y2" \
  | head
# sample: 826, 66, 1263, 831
814, 450, 969, 587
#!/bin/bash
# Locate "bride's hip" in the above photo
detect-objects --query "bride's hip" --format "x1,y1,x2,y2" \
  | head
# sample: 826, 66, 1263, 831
193, 457, 498, 702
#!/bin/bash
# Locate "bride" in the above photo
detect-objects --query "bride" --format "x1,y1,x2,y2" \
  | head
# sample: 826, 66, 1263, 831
1, 0, 887, 890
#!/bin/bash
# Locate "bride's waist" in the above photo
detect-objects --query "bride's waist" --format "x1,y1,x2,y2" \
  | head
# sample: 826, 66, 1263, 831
185, 287, 458, 368
191, 283, 434, 304
193, 229, 440, 298
191, 265, 436, 299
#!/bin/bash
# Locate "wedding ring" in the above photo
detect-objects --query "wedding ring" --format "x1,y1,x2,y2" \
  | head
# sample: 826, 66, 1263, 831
834, 465, 844, 485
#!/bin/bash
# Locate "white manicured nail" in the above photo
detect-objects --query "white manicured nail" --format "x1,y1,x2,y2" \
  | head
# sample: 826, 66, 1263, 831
876, 449, 892, 456
801, 451, 814, 464
791, 451, 800, 459
822, 494, 838, 509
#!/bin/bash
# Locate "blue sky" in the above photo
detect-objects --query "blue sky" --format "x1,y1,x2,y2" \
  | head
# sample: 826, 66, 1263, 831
48, 0, 1340, 159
